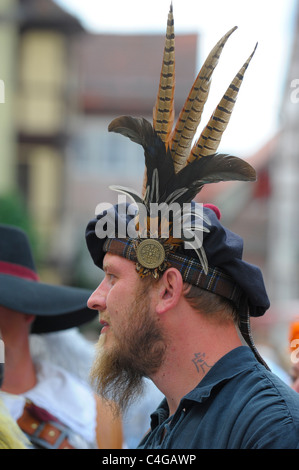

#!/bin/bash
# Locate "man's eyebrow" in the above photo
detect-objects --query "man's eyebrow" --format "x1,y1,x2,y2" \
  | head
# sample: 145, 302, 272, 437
103, 264, 110, 273
103, 263, 118, 274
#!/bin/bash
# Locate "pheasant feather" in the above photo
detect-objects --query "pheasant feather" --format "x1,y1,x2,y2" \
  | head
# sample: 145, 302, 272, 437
188, 43, 258, 163
170, 26, 237, 173
153, 3, 175, 146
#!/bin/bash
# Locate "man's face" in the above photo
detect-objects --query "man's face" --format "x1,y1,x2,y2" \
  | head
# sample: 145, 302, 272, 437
88, 253, 167, 414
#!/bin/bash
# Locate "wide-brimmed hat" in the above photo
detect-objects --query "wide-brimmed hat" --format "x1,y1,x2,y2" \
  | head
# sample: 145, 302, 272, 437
0, 224, 96, 334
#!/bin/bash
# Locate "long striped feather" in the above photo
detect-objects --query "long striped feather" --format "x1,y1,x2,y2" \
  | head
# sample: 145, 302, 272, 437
188, 43, 258, 163
153, 3, 175, 146
170, 26, 237, 173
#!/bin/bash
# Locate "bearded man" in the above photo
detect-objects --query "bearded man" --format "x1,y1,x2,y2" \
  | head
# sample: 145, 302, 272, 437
85, 4, 299, 449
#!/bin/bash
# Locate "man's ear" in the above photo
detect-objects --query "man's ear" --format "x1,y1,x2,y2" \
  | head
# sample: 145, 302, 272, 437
155, 268, 183, 314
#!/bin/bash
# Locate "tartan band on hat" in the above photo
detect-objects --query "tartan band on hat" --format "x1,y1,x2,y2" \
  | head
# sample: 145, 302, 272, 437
104, 238, 243, 308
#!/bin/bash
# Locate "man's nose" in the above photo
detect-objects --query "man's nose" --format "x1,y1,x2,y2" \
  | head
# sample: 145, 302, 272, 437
87, 282, 107, 311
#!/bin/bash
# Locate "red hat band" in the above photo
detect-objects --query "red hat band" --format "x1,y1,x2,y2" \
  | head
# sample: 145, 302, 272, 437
0, 260, 39, 282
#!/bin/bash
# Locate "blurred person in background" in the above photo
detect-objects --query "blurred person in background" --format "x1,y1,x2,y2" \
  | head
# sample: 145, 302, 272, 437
0, 224, 122, 449
289, 320, 299, 393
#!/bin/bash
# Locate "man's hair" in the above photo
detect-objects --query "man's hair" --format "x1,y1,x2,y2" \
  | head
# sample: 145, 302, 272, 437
183, 283, 239, 325
141, 269, 239, 325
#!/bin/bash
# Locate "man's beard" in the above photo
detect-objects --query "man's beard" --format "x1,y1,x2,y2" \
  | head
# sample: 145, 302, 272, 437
90, 284, 166, 416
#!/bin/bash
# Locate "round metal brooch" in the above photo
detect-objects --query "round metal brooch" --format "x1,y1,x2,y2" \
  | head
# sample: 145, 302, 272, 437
136, 239, 166, 269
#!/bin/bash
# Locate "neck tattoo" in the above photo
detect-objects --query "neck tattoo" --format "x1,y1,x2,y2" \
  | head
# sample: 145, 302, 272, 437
192, 352, 212, 375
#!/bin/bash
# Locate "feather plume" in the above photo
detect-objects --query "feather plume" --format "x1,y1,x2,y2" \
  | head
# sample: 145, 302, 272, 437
107, 6, 258, 275
109, 116, 175, 205
108, 115, 153, 146
162, 153, 256, 204
170, 26, 237, 173
153, 3, 175, 146
188, 43, 258, 163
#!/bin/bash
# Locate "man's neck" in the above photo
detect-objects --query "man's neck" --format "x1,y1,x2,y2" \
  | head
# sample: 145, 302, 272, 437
151, 319, 242, 416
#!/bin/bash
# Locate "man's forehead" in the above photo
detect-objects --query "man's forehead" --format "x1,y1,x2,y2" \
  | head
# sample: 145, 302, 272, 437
103, 252, 134, 272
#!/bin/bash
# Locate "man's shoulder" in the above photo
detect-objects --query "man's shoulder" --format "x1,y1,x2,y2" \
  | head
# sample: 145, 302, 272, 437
221, 363, 299, 448
187, 351, 299, 448
217, 357, 298, 413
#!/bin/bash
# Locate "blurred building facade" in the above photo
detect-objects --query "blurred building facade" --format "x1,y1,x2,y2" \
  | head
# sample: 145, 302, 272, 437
16, 0, 83, 259
0, 0, 83, 275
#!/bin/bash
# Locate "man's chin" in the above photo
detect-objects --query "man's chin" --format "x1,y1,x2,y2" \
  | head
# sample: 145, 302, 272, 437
90, 335, 146, 415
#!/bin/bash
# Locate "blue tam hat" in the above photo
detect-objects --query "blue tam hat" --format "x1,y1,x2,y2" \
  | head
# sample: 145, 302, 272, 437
85, 5, 270, 368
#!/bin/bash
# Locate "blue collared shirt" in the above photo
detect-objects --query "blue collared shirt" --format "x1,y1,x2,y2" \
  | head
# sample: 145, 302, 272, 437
138, 346, 299, 449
